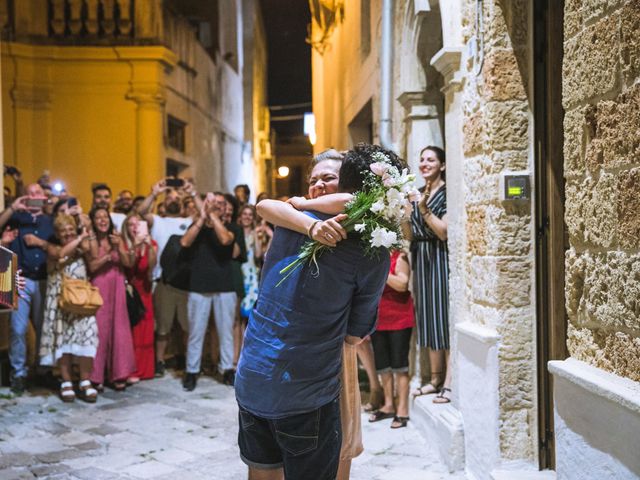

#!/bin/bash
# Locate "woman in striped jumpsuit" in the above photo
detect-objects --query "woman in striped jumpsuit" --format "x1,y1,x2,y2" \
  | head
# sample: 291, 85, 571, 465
407, 146, 452, 404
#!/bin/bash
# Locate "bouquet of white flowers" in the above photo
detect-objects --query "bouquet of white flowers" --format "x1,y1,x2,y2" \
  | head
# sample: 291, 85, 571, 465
277, 151, 420, 286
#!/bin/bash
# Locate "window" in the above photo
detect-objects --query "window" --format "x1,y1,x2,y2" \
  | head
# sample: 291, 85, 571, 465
167, 115, 186, 152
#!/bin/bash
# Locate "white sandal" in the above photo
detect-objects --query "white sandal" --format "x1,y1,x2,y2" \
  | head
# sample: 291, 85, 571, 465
60, 381, 76, 403
78, 379, 98, 403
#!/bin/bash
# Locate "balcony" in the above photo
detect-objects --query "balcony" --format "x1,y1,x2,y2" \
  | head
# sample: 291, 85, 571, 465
0, 0, 163, 45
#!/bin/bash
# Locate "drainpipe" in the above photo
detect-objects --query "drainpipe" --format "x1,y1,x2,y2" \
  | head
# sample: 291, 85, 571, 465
379, 0, 394, 151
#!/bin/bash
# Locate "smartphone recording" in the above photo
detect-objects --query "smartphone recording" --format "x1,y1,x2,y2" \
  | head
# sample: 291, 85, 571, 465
166, 178, 184, 188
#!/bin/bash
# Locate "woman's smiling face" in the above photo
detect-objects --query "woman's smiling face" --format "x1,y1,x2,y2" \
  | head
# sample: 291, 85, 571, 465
419, 148, 445, 182
239, 207, 255, 228
93, 209, 111, 233
308, 160, 341, 199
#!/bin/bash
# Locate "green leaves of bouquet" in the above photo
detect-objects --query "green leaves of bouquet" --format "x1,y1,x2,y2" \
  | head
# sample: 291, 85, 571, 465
277, 151, 419, 286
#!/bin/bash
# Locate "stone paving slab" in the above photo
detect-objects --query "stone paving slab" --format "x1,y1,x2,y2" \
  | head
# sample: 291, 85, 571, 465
0, 375, 466, 479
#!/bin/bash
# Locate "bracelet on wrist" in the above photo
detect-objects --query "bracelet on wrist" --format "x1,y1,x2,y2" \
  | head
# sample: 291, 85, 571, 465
307, 220, 321, 239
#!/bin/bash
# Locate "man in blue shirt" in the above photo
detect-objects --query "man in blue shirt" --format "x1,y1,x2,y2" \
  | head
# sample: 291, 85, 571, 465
0, 183, 54, 394
235, 145, 404, 479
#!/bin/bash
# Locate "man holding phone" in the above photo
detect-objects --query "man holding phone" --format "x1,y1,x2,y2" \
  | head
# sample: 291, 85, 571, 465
0, 183, 54, 394
137, 177, 203, 377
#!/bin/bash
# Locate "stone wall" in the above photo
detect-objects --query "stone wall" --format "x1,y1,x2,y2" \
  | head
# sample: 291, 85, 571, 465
563, 0, 640, 382
456, 0, 537, 462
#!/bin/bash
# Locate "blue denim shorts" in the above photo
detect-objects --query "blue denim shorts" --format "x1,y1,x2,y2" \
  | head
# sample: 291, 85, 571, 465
237, 398, 341, 479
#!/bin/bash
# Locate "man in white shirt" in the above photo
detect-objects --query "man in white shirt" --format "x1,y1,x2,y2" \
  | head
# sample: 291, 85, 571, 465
138, 178, 202, 377
92, 184, 125, 232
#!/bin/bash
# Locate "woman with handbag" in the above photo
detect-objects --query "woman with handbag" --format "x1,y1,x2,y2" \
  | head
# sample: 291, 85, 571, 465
39, 214, 99, 403
122, 212, 157, 383
88, 207, 136, 391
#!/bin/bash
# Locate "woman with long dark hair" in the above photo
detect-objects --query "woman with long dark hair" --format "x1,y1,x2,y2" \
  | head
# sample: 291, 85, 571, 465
406, 146, 452, 403
87, 207, 136, 390
122, 212, 157, 382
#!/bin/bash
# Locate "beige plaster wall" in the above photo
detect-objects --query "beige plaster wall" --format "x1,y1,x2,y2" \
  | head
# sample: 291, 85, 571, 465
563, 0, 640, 382
311, 0, 381, 152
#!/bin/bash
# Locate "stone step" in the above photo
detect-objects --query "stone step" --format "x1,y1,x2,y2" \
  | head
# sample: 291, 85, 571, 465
491, 468, 557, 480
410, 393, 465, 473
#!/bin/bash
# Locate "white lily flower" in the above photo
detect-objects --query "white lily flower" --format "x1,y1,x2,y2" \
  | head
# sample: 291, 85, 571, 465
370, 199, 386, 214
370, 227, 398, 248
354, 223, 366, 232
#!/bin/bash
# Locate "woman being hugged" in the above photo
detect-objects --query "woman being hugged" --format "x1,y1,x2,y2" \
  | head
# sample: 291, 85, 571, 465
39, 214, 99, 402
122, 212, 157, 383
87, 207, 137, 390
256, 148, 364, 480
405, 146, 452, 404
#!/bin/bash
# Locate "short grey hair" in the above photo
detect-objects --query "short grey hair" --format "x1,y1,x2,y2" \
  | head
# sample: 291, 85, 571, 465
313, 149, 345, 163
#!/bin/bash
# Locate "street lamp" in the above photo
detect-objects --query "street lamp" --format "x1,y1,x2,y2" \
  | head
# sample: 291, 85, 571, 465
277, 166, 290, 178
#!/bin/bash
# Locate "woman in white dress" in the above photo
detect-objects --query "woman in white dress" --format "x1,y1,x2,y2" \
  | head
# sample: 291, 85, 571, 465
39, 214, 99, 402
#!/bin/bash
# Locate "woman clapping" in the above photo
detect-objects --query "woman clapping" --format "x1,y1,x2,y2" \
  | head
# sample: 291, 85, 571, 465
122, 213, 157, 383
87, 207, 136, 391
39, 215, 99, 402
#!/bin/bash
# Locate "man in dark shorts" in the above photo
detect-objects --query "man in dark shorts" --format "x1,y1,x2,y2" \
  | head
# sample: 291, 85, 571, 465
235, 144, 404, 479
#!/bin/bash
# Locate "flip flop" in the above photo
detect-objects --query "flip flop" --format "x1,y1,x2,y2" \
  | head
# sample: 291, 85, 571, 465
368, 410, 396, 423
390, 416, 410, 429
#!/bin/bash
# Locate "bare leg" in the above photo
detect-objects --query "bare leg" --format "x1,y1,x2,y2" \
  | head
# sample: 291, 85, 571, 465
336, 458, 352, 480
156, 335, 168, 363
370, 371, 394, 421
428, 348, 445, 386
248, 467, 284, 480
394, 372, 410, 418
357, 338, 382, 408
433, 349, 452, 404
58, 354, 72, 382
77, 356, 94, 381
441, 349, 451, 388
412, 349, 444, 396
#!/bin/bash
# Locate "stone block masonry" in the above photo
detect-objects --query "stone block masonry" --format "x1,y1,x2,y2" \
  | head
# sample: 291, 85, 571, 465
456, 0, 536, 466
563, 0, 640, 382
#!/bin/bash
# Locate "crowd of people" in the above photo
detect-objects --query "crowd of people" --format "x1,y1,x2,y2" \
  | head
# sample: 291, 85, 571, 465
1, 169, 274, 398
2, 142, 450, 479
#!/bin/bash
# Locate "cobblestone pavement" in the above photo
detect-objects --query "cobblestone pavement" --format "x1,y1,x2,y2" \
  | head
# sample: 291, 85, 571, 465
0, 372, 466, 479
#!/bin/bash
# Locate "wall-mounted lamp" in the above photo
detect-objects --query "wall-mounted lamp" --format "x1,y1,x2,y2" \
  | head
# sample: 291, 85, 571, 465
277, 166, 290, 178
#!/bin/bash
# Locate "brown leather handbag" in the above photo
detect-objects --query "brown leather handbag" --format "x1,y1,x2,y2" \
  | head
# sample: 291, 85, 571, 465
58, 275, 103, 316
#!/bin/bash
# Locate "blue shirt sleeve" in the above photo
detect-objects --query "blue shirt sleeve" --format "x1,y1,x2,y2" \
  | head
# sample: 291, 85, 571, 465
346, 254, 390, 338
